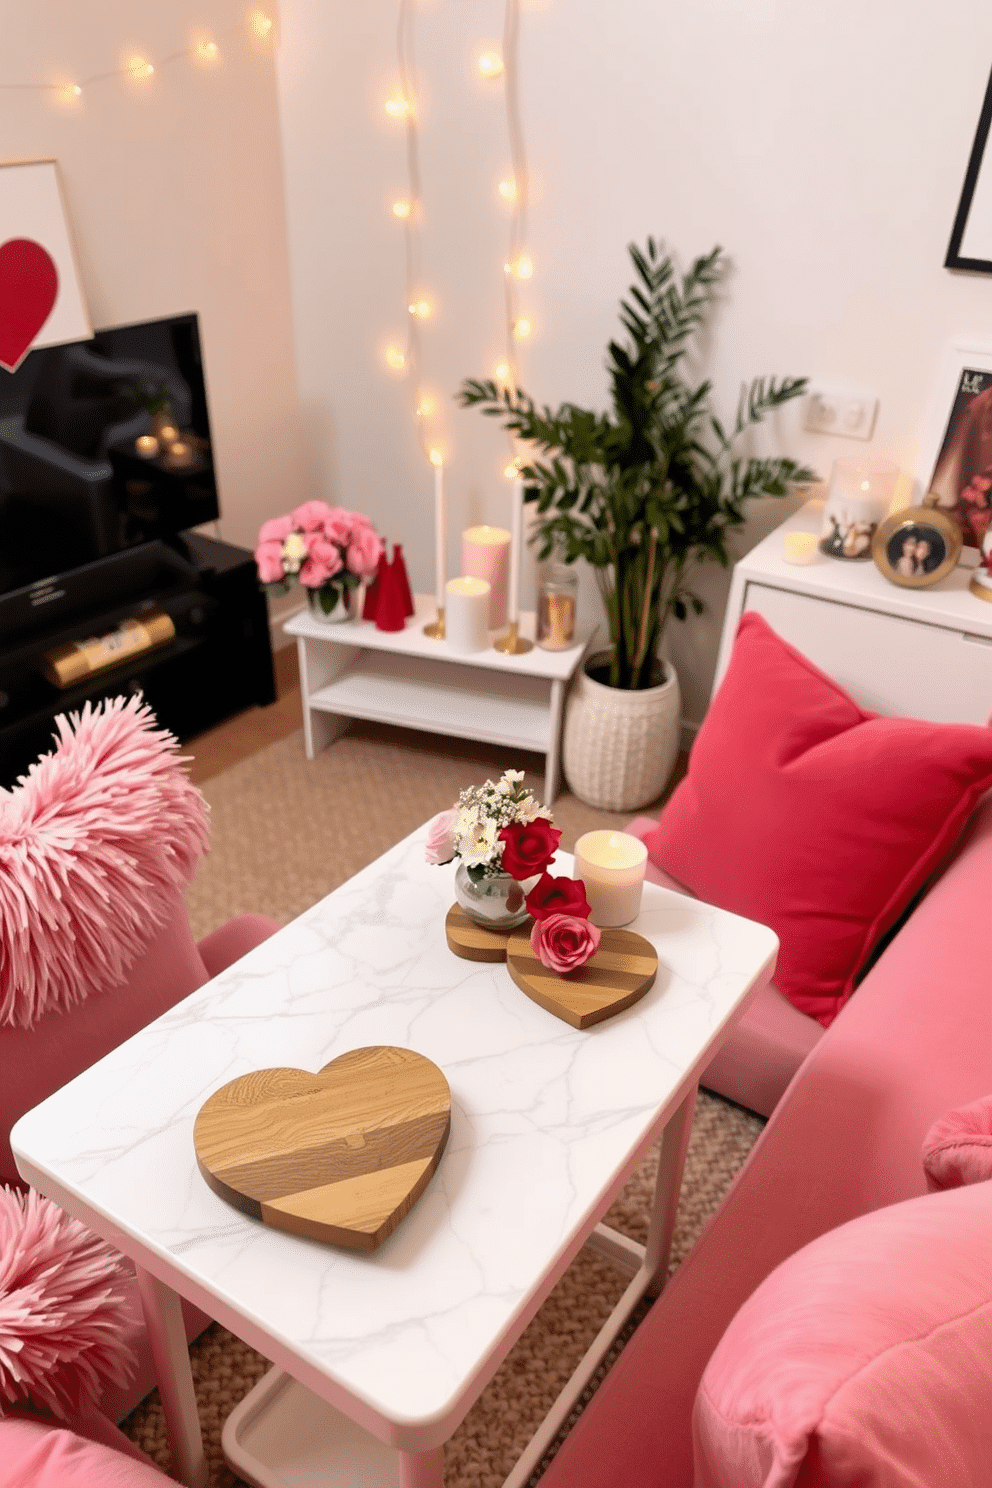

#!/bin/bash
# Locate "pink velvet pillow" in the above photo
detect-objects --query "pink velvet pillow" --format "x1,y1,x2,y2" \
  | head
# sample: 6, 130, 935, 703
643, 614, 992, 1025
922, 1094, 992, 1191
693, 1182, 992, 1488
1, 1416, 167, 1486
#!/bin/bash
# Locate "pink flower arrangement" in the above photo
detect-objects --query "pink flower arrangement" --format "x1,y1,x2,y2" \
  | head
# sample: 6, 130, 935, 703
255, 501, 384, 609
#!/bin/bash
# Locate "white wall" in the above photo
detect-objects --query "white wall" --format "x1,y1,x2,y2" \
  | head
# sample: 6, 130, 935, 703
275, 0, 992, 723
2, 0, 308, 576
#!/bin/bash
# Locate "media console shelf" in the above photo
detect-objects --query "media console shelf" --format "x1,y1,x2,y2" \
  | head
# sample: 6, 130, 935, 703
285, 594, 594, 802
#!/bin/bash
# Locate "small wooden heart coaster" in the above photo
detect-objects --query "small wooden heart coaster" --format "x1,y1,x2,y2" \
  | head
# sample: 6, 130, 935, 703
193, 1046, 450, 1252
445, 903, 519, 961
505, 926, 658, 1029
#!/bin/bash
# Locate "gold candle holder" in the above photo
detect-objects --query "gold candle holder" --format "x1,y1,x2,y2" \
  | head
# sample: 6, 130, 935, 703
493, 620, 533, 655
423, 607, 446, 638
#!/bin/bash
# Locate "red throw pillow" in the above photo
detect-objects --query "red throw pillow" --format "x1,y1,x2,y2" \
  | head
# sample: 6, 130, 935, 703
643, 613, 992, 1026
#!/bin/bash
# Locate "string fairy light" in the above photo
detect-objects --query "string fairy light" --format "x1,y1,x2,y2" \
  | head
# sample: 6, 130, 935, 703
0, 11, 274, 102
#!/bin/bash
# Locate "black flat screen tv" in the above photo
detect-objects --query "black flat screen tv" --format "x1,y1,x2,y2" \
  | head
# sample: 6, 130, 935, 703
0, 312, 220, 599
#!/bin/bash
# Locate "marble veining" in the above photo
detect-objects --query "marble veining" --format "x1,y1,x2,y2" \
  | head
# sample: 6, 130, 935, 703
12, 825, 777, 1433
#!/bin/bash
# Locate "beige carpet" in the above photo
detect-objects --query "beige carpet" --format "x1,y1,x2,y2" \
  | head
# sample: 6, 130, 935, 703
122, 721, 763, 1486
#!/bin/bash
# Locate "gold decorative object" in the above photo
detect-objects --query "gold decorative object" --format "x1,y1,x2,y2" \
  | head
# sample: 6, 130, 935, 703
493, 620, 533, 655
423, 606, 446, 638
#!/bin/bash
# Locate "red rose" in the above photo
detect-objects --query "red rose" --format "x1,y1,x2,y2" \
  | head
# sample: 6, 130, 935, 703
498, 819, 562, 880
530, 913, 601, 975
525, 872, 591, 922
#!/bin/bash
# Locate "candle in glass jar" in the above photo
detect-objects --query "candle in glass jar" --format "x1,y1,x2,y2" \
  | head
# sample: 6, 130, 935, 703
573, 830, 648, 927
537, 589, 576, 649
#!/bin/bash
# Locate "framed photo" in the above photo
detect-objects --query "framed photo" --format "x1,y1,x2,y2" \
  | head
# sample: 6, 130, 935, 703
945, 65, 992, 275
917, 339, 992, 563
872, 507, 962, 590
0, 158, 91, 373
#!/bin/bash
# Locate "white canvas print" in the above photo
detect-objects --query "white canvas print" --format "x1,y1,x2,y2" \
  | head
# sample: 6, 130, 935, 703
0, 159, 92, 372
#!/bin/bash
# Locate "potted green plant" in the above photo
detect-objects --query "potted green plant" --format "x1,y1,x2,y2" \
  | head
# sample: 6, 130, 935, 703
459, 237, 816, 809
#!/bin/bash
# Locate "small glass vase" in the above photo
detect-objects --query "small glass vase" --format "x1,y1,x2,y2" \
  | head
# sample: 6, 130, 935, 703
307, 586, 351, 624
454, 861, 533, 930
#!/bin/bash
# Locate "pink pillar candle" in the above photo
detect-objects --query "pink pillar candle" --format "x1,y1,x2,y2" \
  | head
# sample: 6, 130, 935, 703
462, 526, 510, 630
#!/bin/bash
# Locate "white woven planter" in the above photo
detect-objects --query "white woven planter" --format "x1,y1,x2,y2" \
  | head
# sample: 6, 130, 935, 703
562, 652, 681, 811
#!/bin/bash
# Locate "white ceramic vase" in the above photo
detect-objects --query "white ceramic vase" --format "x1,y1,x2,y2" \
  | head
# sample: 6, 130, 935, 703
562, 651, 681, 811
307, 586, 351, 623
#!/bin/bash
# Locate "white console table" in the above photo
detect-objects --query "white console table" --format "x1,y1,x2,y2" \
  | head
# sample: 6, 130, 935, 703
715, 501, 992, 723
285, 595, 594, 802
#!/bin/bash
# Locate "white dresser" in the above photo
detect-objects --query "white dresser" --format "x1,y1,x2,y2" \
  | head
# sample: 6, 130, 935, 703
714, 501, 992, 723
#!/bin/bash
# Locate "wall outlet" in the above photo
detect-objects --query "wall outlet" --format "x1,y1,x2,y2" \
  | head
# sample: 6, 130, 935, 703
805, 385, 879, 441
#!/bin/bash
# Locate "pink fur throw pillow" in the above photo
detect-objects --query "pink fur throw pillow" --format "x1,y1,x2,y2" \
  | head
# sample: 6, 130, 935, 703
0, 696, 210, 1030
922, 1093, 992, 1191
0, 1184, 137, 1417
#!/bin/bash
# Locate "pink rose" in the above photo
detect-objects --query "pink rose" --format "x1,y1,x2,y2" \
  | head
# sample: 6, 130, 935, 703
291, 500, 333, 532
323, 509, 355, 546
530, 913, 601, 975
425, 808, 458, 865
300, 539, 344, 588
347, 526, 384, 578
258, 514, 292, 545
255, 540, 287, 583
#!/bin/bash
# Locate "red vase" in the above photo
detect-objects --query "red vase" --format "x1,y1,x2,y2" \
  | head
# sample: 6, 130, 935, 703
375, 556, 407, 632
392, 544, 415, 617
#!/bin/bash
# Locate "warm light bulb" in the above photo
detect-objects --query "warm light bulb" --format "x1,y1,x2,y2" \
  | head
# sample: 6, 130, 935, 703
408, 299, 431, 319
385, 346, 406, 371
514, 318, 532, 339
385, 92, 411, 120
495, 361, 511, 382
195, 38, 220, 63
504, 461, 520, 479
249, 11, 274, 41
429, 449, 443, 468
128, 56, 154, 80
392, 199, 412, 219
416, 395, 435, 417
57, 82, 82, 104
498, 178, 517, 203
478, 51, 504, 78
505, 255, 533, 280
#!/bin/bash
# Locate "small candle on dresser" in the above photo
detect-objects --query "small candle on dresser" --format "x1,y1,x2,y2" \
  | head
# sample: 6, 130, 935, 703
445, 576, 491, 654
574, 830, 649, 927
134, 434, 159, 458
782, 531, 819, 565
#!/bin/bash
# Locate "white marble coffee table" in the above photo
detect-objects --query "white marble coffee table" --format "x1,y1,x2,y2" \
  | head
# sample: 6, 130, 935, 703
12, 824, 777, 1488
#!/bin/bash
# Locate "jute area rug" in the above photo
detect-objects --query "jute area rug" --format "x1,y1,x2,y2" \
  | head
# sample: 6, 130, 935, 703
122, 721, 764, 1487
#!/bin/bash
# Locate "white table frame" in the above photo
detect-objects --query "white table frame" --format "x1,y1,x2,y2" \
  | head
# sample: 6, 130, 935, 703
12, 831, 777, 1488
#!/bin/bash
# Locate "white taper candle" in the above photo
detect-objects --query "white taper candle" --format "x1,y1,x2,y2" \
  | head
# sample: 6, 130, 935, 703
508, 479, 523, 624
432, 455, 446, 610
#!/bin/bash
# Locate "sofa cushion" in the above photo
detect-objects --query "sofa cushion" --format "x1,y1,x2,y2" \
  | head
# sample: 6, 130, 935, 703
693, 1181, 992, 1488
642, 613, 992, 1025
922, 1094, 992, 1191
1, 1415, 166, 1487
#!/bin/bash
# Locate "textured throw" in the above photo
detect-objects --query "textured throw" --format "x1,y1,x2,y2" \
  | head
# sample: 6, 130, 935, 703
0, 696, 210, 1028
0, 1185, 136, 1418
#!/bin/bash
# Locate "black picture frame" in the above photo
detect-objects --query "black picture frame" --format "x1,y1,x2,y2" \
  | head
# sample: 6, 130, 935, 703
945, 66, 992, 275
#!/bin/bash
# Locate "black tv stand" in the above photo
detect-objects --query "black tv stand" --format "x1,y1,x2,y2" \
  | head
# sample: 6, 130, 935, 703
0, 533, 275, 786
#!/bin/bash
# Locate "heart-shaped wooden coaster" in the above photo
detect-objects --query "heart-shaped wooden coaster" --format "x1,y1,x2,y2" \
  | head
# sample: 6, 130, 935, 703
193, 1046, 450, 1252
505, 926, 658, 1029
445, 902, 518, 961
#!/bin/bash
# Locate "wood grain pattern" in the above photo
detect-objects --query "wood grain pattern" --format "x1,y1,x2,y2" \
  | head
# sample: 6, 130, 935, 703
505, 926, 658, 1028
444, 903, 517, 961
193, 1046, 450, 1251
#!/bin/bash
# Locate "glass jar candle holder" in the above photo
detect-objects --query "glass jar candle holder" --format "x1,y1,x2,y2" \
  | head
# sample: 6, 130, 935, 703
537, 539, 577, 650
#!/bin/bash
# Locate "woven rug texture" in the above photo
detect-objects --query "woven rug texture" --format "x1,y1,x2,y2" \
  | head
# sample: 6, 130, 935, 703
121, 721, 764, 1486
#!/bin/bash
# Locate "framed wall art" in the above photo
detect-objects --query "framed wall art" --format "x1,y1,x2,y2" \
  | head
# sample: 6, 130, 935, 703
945, 65, 992, 275
0, 158, 92, 373
917, 339, 992, 564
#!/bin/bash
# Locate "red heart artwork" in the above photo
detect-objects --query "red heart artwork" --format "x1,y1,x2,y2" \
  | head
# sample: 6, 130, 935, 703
0, 238, 59, 372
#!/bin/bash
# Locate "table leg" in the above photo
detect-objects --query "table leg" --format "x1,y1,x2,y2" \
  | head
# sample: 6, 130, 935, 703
399, 1445, 445, 1487
134, 1267, 208, 1488
642, 1082, 698, 1297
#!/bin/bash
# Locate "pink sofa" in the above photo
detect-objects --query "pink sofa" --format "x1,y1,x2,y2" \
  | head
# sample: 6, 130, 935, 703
539, 793, 992, 1488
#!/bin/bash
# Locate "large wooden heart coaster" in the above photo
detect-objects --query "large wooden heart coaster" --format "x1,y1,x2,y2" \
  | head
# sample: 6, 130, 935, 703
505, 926, 658, 1029
193, 1046, 450, 1252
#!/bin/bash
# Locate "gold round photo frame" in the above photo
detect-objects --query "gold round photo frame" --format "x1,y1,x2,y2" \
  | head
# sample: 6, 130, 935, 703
871, 506, 962, 589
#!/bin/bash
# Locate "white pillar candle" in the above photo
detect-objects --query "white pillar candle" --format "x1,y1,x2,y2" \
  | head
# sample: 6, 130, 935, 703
574, 830, 649, 928
782, 531, 819, 565
507, 479, 524, 624
445, 576, 491, 653
462, 525, 511, 629
432, 458, 447, 610
821, 457, 900, 560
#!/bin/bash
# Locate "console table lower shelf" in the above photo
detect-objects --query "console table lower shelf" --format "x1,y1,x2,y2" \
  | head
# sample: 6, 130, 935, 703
285, 597, 592, 802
